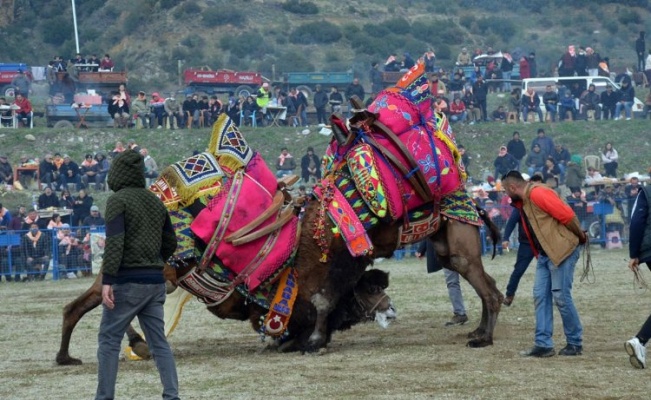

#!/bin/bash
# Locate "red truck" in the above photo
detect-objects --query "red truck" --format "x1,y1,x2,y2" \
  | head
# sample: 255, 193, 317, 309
183, 67, 269, 97
0, 63, 33, 97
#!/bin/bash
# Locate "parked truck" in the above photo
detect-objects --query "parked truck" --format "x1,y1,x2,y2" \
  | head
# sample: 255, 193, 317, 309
278, 71, 354, 98
0, 63, 33, 97
183, 67, 268, 97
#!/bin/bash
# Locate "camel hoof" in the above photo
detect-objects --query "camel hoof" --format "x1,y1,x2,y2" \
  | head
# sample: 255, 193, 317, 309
466, 338, 493, 348
467, 328, 485, 340
131, 340, 151, 359
56, 353, 83, 366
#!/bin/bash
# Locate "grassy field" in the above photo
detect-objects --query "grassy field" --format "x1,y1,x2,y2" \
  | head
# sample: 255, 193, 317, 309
0, 248, 648, 399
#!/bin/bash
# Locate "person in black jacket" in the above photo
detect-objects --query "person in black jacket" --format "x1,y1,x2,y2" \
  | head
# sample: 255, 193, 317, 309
636, 31, 646, 72
625, 184, 651, 369
300, 147, 321, 184
501, 207, 535, 307
506, 131, 527, 171
472, 75, 489, 122
21, 224, 51, 281
58, 155, 81, 191
600, 85, 619, 120
493, 146, 519, 179
313, 85, 329, 125
71, 189, 93, 227
614, 79, 635, 120
38, 187, 59, 209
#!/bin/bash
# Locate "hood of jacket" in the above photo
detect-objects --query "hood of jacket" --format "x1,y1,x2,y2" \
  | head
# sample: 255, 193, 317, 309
107, 150, 146, 192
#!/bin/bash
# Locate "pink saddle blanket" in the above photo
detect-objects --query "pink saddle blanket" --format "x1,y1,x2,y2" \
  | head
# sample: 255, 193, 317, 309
191, 154, 299, 291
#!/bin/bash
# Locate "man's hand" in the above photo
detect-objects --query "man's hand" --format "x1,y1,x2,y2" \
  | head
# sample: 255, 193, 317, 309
629, 258, 640, 272
415, 252, 423, 259
579, 231, 588, 244
102, 284, 115, 309
502, 241, 510, 250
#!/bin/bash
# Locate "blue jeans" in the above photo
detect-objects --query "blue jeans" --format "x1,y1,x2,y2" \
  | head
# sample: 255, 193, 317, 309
614, 101, 633, 119
444, 268, 466, 315
505, 242, 534, 297
522, 105, 543, 122
532, 247, 583, 349
96, 283, 179, 400
544, 104, 557, 122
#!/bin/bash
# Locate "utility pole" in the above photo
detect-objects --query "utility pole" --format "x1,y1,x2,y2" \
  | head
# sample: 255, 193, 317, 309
71, 0, 80, 53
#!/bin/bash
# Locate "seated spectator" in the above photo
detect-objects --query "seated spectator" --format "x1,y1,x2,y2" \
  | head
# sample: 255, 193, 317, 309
48, 213, 63, 230
182, 93, 199, 128
83, 205, 105, 228
58, 154, 81, 191
384, 54, 400, 72
208, 96, 222, 126
401, 52, 415, 71
566, 188, 589, 230
491, 105, 507, 122
0, 154, 13, 186
328, 86, 344, 114
39, 153, 59, 190
99, 53, 114, 71
59, 189, 74, 223
38, 187, 59, 209
117, 83, 131, 106
300, 147, 321, 184
87, 54, 100, 71
79, 153, 99, 190
12, 93, 32, 127
525, 144, 546, 177
93, 153, 109, 191
131, 91, 150, 128
0, 202, 10, 230
599, 183, 625, 233
242, 95, 260, 126
449, 96, 467, 123
345, 78, 365, 105
448, 73, 464, 99
508, 88, 522, 122
110, 141, 126, 159
644, 88, 651, 119
614, 79, 635, 120
493, 146, 519, 178
542, 85, 559, 122
579, 84, 601, 120
57, 224, 83, 277
198, 95, 210, 126
456, 47, 472, 66
164, 93, 183, 129
551, 143, 571, 184
126, 139, 141, 153
21, 224, 51, 281
71, 189, 93, 227
541, 157, 561, 184
585, 166, 604, 185
108, 92, 130, 128
559, 90, 577, 121
149, 92, 166, 129
276, 147, 297, 178
521, 87, 543, 122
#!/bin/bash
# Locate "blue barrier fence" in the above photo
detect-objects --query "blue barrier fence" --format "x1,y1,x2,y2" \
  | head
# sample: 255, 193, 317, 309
0, 226, 105, 281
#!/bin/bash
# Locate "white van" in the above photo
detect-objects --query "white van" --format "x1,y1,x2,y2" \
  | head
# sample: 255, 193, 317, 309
521, 76, 644, 118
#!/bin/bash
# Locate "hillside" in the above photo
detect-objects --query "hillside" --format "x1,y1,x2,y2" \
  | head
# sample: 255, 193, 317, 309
0, 115, 648, 212
2, 0, 651, 92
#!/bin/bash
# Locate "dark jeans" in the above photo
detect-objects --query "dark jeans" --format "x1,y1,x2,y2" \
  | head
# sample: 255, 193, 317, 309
59, 174, 81, 191
316, 106, 327, 124
96, 282, 179, 400
505, 242, 535, 297
602, 106, 616, 120
604, 161, 618, 178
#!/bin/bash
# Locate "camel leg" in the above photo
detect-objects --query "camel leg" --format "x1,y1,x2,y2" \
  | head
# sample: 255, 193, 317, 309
56, 273, 150, 365
433, 221, 503, 348
56, 274, 103, 365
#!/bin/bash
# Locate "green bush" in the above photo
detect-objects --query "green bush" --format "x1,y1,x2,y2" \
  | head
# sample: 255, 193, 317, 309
476, 17, 516, 42
380, 18, 411, 35
289, 21, 342, 45
202, 7, 246, 28
618, 9, 642, 25
603, 19, 619, 35
281, 0, 319, 15
123, 11, 146, 33
363, 23, 391, 38
220, 32, 267, 58
176, 1, 201, 16
41, 16, 74, 46
160, 0, 182, 10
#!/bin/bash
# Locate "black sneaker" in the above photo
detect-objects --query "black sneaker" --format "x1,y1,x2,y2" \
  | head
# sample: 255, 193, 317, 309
559, 344, 583, 356
520, 346, 556, 357
445, 314, 468, 326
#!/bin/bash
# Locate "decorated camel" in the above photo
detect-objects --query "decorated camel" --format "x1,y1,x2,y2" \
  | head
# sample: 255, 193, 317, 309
57, 62, 502, 365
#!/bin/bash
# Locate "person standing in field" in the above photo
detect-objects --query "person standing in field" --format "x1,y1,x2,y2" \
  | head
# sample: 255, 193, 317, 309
625, 183, 651, 369
95, 150, 179, 400
502, 170, 586, 358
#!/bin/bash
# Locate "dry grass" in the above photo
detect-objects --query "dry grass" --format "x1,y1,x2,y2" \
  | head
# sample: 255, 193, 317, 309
0, 247, 648, 400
